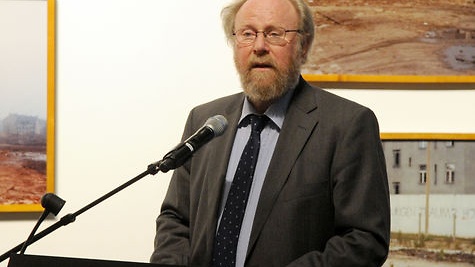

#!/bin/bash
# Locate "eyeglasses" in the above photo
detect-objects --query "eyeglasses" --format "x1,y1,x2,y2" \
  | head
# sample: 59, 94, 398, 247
233, 27, 302, 46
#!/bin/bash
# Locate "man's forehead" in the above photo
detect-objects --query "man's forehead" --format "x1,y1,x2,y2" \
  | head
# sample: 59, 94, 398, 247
234, 0, 299, 29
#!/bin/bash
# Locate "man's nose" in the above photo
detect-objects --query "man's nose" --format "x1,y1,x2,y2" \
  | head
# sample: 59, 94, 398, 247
252, 33, 268, 53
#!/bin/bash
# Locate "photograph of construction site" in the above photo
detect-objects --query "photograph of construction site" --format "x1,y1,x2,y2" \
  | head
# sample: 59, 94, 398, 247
303, 0, 475, 79
0, 0, 52, 212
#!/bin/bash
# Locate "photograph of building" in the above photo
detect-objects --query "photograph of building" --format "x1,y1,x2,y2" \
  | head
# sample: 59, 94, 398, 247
383, 140, 475, 195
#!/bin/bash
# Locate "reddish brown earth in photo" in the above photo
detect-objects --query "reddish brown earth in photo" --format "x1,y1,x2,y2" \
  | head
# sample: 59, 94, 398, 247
385, 233, 475, 266
0, 145, 46, 205
303, 0, 475, 76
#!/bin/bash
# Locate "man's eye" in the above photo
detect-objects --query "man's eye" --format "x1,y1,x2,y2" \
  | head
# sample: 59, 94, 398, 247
267, 31, 281, 38
241, 30, 255, 38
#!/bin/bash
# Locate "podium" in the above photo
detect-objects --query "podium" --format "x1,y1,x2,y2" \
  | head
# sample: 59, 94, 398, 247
8, 254, 184, 267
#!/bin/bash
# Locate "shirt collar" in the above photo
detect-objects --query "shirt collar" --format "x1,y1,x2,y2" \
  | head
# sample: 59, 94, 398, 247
239, 88, 294, 130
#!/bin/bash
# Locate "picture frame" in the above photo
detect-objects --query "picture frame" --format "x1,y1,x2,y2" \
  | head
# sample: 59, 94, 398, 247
0, 0, 55, 212
303, 1, 475, 84
381, 132, 475, 141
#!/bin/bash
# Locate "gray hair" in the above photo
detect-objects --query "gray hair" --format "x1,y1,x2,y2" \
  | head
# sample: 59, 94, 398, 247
221, 0, 315, 56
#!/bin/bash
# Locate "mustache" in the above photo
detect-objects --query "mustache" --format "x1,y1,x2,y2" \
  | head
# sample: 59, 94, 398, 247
247, 57, 276, 69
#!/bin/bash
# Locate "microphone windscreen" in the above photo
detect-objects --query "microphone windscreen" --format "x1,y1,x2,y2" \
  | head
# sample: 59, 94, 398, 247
41, 193, 66, 216
206, 115, 228, 136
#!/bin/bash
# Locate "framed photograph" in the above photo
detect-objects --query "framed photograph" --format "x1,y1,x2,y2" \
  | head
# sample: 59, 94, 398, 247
302, 1, 475, 84
0, 0, 55, 212
380, 133, 475, 265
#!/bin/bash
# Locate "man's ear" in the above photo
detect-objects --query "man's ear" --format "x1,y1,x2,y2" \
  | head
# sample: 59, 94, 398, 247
300, 43, 311, 64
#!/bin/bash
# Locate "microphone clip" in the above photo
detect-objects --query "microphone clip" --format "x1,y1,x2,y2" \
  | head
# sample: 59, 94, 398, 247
147, 160, 162, 175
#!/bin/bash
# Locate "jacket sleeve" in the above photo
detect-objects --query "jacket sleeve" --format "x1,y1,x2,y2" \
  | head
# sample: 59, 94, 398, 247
288, 107, 390, 267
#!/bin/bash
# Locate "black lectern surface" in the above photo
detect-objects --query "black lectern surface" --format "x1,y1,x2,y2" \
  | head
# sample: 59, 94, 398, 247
8, 254, 184, 267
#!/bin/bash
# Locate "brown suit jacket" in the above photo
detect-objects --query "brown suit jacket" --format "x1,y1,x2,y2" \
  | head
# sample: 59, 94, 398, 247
151, 77, 390, 267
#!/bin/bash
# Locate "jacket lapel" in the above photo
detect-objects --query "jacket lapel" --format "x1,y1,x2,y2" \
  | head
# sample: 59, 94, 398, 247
203, 94, 246, 255
247, 79, 320, 255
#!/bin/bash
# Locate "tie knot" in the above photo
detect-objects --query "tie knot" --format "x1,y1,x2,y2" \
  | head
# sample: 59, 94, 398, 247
249, 114, 268, 134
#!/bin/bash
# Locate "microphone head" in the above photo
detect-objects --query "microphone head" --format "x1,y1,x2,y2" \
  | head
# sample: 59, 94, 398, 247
41, 193, 66, 216
205, 115, 228, 137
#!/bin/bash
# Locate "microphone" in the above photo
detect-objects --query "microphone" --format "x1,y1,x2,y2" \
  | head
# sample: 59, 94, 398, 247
155, 115, 228, 173
1, 117, 227, 262
41, 192, 66, 216
19, 193, 66, 254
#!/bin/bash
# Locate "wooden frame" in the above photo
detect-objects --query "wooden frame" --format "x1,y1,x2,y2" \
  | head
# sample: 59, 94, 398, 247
381, 133, 475, 141
0, 0, 55, 212
303, 1, 475, 84
303, 74, 475, 84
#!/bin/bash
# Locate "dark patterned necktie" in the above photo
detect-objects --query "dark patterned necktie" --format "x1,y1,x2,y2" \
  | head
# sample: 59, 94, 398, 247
212, 114, 268, 267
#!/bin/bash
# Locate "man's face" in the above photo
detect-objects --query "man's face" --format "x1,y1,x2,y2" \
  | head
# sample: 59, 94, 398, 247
233, 0, 304, 105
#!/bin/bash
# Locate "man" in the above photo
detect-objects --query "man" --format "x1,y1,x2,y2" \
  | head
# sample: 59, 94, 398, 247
150, 0, 390, 266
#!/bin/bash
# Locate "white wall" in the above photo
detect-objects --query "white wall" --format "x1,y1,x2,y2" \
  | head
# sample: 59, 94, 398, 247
391, 195, 475, 237
1, 0, 474, 266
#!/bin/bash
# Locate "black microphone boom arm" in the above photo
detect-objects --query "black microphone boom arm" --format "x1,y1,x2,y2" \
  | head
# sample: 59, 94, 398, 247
0, 168, 152, 263
0, 114, 227, 263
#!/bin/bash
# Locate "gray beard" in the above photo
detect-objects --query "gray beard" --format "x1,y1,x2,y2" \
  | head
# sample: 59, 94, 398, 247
238, 60, 301, 104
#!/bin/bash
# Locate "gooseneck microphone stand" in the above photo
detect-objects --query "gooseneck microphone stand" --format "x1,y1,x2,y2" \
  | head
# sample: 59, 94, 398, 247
0, 162, 164, 263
